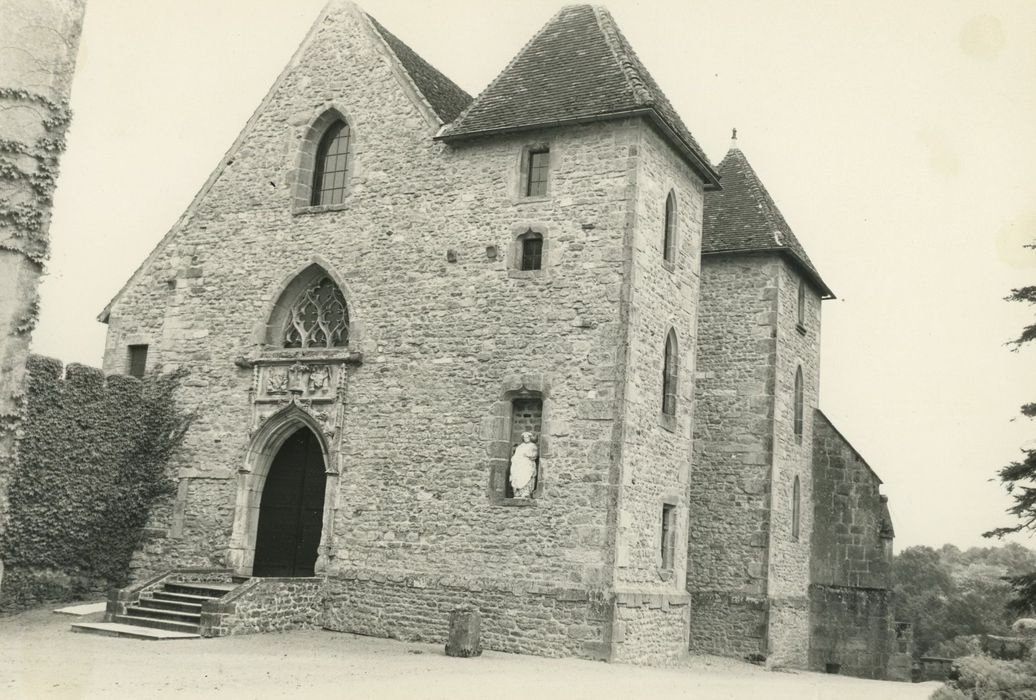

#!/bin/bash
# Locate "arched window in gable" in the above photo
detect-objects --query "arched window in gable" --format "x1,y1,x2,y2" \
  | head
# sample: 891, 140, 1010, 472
663, 190, 677, 265
267, 265, 349, 349
311, 119, 351, 206
794, 365, 804, 442
662, 329, 678, 417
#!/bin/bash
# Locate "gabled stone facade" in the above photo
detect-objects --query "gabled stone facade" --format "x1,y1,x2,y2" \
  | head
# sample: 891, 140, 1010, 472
97, 0, 898, 673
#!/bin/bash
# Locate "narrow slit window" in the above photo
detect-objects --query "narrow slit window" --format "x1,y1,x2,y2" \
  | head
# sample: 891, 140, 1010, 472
663, 191, 677, 264
794, 366, 804, 442
128, 344, 148, 378
661, 503, 676, 569
526, 149, 549, 197
662, 330, 678, 417
797, 279, 806, 328
311, 119, 350, 206
792, 476, 801, 541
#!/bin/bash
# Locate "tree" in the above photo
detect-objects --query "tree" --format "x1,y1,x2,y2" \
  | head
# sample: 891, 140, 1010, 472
984, 243, 1036, 615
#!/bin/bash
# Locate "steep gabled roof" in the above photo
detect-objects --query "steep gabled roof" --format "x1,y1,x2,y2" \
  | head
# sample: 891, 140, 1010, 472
368, 16, 472, 123
703, 142, 834, 299
437, 4, 719, 189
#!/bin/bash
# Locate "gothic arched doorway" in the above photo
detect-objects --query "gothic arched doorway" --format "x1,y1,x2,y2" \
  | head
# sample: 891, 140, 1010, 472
251, 427, 327, 577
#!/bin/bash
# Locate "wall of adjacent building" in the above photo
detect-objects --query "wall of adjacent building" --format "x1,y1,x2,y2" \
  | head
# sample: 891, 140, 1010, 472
809, 410, 895, 678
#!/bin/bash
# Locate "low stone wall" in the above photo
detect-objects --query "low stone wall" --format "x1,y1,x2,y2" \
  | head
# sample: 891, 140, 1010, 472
323, 572, 613, 660
808, 584, 892, 679
201, 577, 324, 636
687, 592, 767, 660
611, 591, 689, 665
106, 568, 233, 620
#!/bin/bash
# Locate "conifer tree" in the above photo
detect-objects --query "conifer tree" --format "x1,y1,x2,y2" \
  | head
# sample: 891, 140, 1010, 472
985, 242, 1036, 614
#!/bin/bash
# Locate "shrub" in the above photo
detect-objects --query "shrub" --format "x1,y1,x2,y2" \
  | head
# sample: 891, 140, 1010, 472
933, 655, 1036, 700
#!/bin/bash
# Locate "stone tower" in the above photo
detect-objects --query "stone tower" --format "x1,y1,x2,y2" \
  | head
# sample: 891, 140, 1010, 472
688, 135, 834, 667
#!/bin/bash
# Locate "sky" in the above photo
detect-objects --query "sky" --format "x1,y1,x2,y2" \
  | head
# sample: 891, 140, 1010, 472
32, 0, 1036, 550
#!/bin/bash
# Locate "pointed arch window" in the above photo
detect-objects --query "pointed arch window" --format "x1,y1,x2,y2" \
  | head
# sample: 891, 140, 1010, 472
793, 366, 804, 443
311, 119, 351, 206
663, 191, 677, 265
281, 275, 349, 349
662, 329, 678, 417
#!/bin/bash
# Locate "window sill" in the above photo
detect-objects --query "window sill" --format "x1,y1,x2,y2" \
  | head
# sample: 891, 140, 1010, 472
507, 269, 547, 280
796, 323, 807, 336
293, 202, 351, 216
658, 413, 677, 433
512, 195, 550, 206
495, 497, 538, 508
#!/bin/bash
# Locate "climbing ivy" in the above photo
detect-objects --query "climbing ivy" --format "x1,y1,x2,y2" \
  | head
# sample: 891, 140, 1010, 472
0, 356, 194, 612
0, 86, 72, 264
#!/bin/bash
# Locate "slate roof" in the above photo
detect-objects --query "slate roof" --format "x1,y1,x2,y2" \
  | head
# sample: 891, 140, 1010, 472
437, 4, 719, 189
368, 16, 473, 123
703, 142, 834, 298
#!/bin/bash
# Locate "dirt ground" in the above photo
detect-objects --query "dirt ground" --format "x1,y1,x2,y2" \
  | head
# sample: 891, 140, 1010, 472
1, 606, 941, 700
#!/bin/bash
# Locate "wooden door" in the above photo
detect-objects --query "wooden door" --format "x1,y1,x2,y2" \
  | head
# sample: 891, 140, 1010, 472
252, 428, 326, 577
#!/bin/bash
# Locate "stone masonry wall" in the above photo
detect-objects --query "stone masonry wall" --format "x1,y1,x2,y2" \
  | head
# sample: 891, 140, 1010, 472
613, 124, 703, 594
811, 411, 892, 590
103, 2, 629, 622
765, 260, 822, 667
687, 254, 778, 658
611, 591, 691, 665
809, 410, 894, 677
808, 585, 893, 679
324, 575, 612, 660
201, 576, 324, 636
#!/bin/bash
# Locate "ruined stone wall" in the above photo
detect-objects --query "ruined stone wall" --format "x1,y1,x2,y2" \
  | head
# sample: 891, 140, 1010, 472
808, 410, 894, 677
687, 254, 777, 658
103, 1, 630, 624
612, 126, 703, 593
765, 260, 822, 667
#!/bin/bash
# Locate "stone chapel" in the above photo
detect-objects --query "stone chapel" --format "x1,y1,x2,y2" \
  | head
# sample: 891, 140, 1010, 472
96, 1, 904, 676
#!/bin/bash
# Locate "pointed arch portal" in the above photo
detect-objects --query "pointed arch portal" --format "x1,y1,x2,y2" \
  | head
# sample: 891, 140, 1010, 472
251, 427, 327, 577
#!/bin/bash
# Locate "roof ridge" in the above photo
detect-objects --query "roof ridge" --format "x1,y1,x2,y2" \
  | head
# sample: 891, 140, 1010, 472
442, 6, 570, 134
591, 6, 653, 106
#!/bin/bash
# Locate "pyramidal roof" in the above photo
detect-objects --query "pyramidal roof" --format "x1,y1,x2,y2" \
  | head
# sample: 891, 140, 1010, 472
703, 140, 834, 298
438, 4, 719, 189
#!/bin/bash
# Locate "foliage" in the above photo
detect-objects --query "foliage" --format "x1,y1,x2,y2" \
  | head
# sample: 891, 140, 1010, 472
893, 544, 1036, 656
985, 241, 1036, 617
0, 356, 193, 611
932, 655, 1036, 700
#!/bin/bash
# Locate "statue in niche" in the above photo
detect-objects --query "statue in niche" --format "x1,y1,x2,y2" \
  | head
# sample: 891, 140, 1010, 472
509, 432, 539, 499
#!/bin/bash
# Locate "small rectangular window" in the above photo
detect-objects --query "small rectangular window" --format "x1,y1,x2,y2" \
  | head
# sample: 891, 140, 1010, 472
521, 237, 543, 271
128, 344, 149, 378
526, 149, 549, 197
661, 503, 676, 570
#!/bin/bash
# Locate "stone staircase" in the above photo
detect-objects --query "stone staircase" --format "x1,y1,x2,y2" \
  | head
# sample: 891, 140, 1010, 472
72, 579, 240, 640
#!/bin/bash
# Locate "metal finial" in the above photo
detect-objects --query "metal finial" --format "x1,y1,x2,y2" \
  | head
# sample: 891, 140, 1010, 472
731, 127, 737, 140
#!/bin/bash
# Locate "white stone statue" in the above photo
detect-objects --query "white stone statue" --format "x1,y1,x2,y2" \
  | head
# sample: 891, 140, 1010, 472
509, 432, 539, 499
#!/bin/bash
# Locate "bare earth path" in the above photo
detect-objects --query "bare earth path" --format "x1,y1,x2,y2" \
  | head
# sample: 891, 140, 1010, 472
1, 606, 940, 700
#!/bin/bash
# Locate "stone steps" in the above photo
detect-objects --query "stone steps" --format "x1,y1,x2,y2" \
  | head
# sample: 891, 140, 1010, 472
71, 578, 243, 640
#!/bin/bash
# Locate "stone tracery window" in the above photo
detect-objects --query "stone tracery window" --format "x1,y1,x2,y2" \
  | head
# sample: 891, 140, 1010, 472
283, 276, 349, 349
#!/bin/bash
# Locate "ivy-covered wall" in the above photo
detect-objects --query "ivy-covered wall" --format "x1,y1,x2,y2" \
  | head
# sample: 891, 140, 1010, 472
0, 354, 191, 612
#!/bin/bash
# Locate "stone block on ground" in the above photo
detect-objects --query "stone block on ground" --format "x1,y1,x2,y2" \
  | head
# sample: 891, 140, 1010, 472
445, 607, 482, 658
